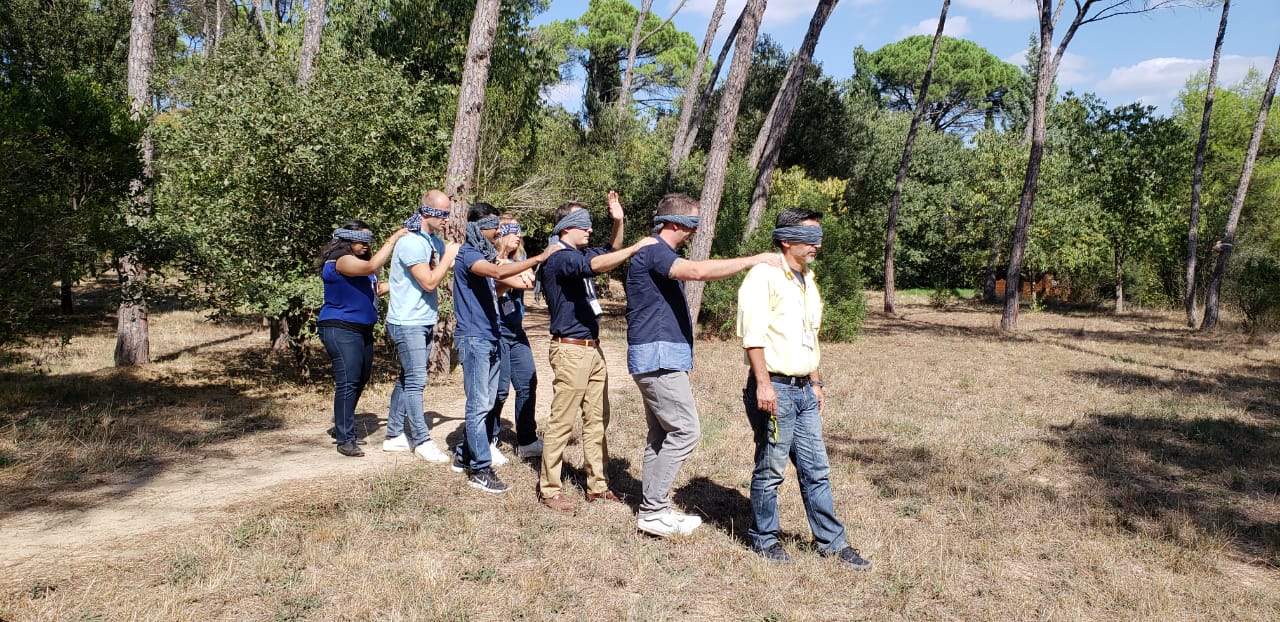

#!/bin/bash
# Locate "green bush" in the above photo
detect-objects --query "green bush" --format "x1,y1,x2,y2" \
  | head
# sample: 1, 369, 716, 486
1228, 252, 1280, 332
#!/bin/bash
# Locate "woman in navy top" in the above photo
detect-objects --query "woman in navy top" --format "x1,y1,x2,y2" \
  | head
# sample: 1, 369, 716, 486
317, 220, 407, 456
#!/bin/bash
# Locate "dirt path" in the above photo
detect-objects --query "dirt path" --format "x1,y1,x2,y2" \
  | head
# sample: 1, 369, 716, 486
0, 302, 637, 585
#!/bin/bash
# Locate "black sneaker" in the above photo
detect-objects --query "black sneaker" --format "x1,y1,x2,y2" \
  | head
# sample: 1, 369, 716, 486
336, 441, 364, 457
827, 547, 872, 571
467, 468, 509, 494
756, 543, 794, 564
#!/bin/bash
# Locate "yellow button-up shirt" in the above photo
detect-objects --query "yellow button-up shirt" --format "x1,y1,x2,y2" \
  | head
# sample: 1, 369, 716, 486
736, 258, 823, 377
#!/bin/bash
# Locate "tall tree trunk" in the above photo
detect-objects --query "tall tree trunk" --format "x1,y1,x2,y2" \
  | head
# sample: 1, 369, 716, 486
684, 0, 766, 326
116, 0, 156, 367
617, 0, 654, 116
884, 0, 947, 314
666, 0, 728, 187
296, 0, 326, 86
1200, 40, 1279, 331
213, 0, 223, 52
670, 3, 744, 188
432, 0, 501, 374
60, 269, 73, 314
741, 0, 839, 244
1184, 0, 1229, 327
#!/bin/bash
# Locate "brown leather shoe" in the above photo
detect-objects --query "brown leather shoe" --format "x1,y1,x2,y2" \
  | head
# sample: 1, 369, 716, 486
586, 490, 623, 503
541, 494, 575, 512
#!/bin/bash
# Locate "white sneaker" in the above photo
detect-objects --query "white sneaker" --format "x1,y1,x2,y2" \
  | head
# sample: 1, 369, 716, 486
413, 441, 450, 463
382, 435, 410, 452
637, 509, 702, 538
489, 442, 509, 466
517, 439, 543, 459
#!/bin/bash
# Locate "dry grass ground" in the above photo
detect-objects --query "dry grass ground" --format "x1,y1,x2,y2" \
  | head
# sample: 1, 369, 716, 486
2, 288, 1278, 621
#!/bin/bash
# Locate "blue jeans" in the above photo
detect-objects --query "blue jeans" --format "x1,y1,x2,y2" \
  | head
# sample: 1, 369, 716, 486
744, 376, 848, 554
488, 334, 539, 446
386, 323, 434, 447
318, 324, 373, 444
457, 335, 500, 471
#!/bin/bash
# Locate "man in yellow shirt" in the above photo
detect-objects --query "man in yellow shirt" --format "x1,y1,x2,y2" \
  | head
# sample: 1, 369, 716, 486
736, 208, 872, 571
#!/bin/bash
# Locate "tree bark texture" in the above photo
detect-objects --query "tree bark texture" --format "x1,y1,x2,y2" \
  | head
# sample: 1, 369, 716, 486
884, 0, 947, 314
1001, 0, 1057, 331
1114, 249, 1126, 314
617, 0, 654, 115
1184, 0, 1229, 327
684, 0, 766, 326
671, 2, 744, 185
116, 0, 156, 367
1200, 40, 1279, 331
434, 0, 501, 375
296, 0, 326, 86
666, 0, 727, 187
742, 0, 839, 245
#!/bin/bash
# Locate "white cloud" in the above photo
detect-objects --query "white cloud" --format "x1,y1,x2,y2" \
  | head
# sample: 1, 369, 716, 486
1003, 48, 1092, 86
954, 0, 1036, 21
897, 15, 972, 39
542, 78, 584, 110
1097, 54, 1273, 94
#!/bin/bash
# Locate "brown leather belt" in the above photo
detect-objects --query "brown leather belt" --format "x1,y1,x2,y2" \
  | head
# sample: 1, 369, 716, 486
551, 336, 598, 347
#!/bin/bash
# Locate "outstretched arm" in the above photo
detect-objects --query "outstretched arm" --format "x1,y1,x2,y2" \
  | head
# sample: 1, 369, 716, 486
668, 252, 780, 282
606, 190, 625, 250
335, 228, 409, 277
589, 235, 658, 274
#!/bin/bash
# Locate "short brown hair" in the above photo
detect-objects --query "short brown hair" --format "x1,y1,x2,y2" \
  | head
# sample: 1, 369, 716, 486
553, 201, 587, 224
655, 193, 699, 217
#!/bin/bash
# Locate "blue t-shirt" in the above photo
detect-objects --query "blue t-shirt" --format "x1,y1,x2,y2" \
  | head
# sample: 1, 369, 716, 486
625, 236, 694, 374
387, 232, 444, 326
542, 244, 610, 340
498, 289, 529, 342
318, 261, 378, 326
453, 244, 500, 340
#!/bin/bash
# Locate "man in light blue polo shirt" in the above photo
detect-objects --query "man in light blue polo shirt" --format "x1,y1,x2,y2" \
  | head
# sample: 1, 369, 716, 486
625, 192, 777, 538
384, 189, 459, 462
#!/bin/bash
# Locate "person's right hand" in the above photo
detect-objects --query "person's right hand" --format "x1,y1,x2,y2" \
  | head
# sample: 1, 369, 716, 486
444, 241, 462, 256
755, 381, 777, 414
635, 236, 660, 249
753, 253, 783, 269
539, 244, 562, 262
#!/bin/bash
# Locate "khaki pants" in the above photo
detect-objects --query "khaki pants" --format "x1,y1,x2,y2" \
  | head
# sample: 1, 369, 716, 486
539, 341, 610, 497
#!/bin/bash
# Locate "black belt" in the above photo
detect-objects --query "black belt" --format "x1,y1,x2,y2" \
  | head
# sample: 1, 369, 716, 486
769, 374, 811, 386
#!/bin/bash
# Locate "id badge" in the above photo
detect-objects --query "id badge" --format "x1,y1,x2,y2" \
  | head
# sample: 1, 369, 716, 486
589, 298, 603, 316
501, 299, 517, 316
802, 329, 815, 350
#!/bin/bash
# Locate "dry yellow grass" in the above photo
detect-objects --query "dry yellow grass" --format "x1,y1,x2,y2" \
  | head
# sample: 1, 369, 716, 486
2, 290, 1278, 621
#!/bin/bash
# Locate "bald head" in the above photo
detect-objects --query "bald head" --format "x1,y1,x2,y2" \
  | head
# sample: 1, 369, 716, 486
422, 189, 450, 211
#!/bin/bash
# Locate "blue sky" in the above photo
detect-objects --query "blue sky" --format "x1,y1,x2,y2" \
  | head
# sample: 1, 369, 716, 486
534, 0, 1279, 115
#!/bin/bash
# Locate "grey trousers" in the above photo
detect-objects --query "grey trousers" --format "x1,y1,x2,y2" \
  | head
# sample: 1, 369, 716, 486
633, 370, 701, 516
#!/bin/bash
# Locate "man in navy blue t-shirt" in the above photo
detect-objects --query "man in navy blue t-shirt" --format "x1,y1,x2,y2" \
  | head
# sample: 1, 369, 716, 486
624, 192, 778, 537
452, 202, 559, 494
536, 191, 656, 512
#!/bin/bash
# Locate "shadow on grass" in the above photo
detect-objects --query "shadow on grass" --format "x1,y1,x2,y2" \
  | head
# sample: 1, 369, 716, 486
1049, 408, 1280, 564
1069, 364, 1280, 417
0, 349, 292, 519
673, 476, 752, 547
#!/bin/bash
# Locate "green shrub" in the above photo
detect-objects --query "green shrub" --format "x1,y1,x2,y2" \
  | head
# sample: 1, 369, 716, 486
1228, 252, 1280, 332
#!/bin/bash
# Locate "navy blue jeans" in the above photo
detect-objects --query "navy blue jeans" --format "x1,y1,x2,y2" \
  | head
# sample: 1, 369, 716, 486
386, 323, 435, 447
744, 376, 849, 554
488, 334, 539, 446
457, 335, 500, 471
319, 324, 374, 444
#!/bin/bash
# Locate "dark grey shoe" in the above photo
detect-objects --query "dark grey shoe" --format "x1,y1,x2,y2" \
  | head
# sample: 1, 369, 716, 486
827, 547, 872, 571
467, 468, 508, 494
756, 543, 794, 564
336, 441, 364, 457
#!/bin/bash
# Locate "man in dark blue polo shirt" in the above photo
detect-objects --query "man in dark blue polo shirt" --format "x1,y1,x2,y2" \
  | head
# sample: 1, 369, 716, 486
537, 191, 656, 512
625, 192, 778, 537
452, 202, 558, 494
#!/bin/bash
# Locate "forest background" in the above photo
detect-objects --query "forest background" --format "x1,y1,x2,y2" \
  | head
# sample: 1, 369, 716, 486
2, 0, 1279, 360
